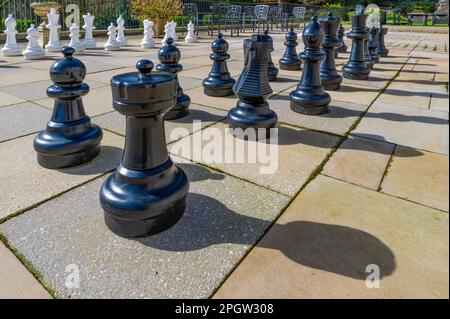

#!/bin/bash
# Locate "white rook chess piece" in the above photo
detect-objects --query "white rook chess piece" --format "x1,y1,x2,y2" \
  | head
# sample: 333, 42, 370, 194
162, 21, 171, 45
82, 12, 96, 49
141, 19, 155, 48
1, 14, 22, 56
23, 24, 46, 60
104, 23, 120, 51
185, 21, 197, 43
116, 15, 127, 46
45, 8, 63, 52
69, 23, 85, 53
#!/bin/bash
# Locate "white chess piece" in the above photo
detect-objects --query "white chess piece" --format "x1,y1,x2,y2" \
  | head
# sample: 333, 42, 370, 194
23, 24, 46, 60
141, 19, 155, 48
161, 21, 171, 45
69, 23, 85, 53
45, 8, 63, 52
170, 20, 178, 41
104, 23, 120, 51
82, 12, 96, 48
116, 15, 127, 46
185, 21, 197, 43
1, 14, 22, 56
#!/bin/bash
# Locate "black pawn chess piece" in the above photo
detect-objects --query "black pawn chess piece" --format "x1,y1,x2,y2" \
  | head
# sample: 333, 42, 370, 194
33, 47, 103, 169
264, 30, 279, 81
203, 33, 236, 97
290, 16, 331, 115
364, 31, 375, 69
369, 27, 380, 63
377, 26, 389, 57
156, 38, 190, 120
337, 24, 348, 54
100, 60, 189, 238
319, 12, 343, 91
228, 33, 277, 138
279, 28, 302, 71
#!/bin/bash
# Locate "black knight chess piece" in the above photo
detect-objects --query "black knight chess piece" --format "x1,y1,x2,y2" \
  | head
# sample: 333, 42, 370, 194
279, 28, 302, 71
264, 30, 279, 81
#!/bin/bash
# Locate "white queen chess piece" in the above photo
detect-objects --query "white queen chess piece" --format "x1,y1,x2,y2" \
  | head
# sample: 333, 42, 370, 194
116, 15, 128, 46
185, 21, 197, 43
104, 23, 120, 51
69, 23, 85, 53
23, 24, 46, 60
45, 8, 63, 52
82, 13, 96, 48
141, 19, 155, 48
1, 14, 22, 56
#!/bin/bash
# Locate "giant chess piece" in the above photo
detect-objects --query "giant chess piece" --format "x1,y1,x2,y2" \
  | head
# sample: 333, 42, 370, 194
279, 28, 302, 71
82, 13, 97, 49
170, 21, 178, 41
377, 26, 389, 57
1, 14, 22, 56
364, 31, 375, 69
161, 22, 171, 45
337, 24, 348, 54
342, 6, 371, 80
100, 59, 189, 238
264, 30, 279, 82
228, 33, 277, 137
34, 47, 103, 169
69, 23, 85, 53
104, 23, 120, 51
319, 12, 343, 91
45, 8, 63, 52
290, 16, 331, 115
203, 34, 236, 97
185, 21, 198, 43
141, 19, 155, 48
23, 24, 46, 60
369, 27, 380, 63
116, 15, 128, 46
156, 38, 190, 120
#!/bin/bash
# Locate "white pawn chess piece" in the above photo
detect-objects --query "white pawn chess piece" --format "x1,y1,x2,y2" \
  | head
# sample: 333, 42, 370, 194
161, 21, 171, 45
104, 23, 120, 51
116, 15, 127, 46
170, 20, 178, 41
1, 14, 22, 56
69, 23, 85, 53
141, 19, 155, 48
23, 24, 46, 60
82, 12, 96, 49
185, 21, 197, 43
45, 8, 63, 52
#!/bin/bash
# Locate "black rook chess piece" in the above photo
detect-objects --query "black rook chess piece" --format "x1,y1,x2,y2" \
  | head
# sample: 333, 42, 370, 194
100, 60, 189, 238
264, 30, 279, 81
203, 33, 236, 97
377, 26, 389, 57
157, 38, 190, 120
290, 16, 331, 115
319, 12, 343, 91
228, 33, 277, 137
369, 27, 380, 63
337, 24, 348, 54
33, 47, 103, 169
279, 28, 302, 71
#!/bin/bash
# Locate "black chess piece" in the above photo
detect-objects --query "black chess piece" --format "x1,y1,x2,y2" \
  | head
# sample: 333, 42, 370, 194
369, 27, 380, 63
228, 33, 277, 138
337, 24, 348, 53
364, 30, 375, 69
203, 33, 236, 97
290, 16, 331, 115
319, 12, 343, 91
279, 28, 302, 71
264, 30, 279, 81
33, 47, 102, 169
377, 26, 389, 57
156, 38, 190, 120
100, 60, 189, 238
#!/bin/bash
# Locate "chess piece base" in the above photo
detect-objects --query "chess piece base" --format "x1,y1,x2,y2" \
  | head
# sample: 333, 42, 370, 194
23, 49, 46, 60
268, 70, 278, 82
142, 42, 155, 48
83, 40, 97, 49
320, 71, 343, 91
46, 43, 63, 52
203, 78, 236, 97
228, 101, 278, 131
105, 43, 120, 51
279, 60, 302, 71
378, 48, 389, 57
1, 46, 22, 56
290, 88, 331, 115
343, 63, 371, 80
185, 37, 197, 43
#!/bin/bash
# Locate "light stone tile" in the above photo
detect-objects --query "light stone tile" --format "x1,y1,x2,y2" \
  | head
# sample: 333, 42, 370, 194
178, 76, 204, 91
0, 91, 25, 107
430, 94, 449, 112
0, 68, 49, 87
186, 86, 238, 110
85, 67, 133, 84
328, 83, 381, 106
181, 66, 241, 80
376, 88, 431, 109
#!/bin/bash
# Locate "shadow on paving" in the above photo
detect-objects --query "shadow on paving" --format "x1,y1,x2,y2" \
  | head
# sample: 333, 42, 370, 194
168, 109, 226, 124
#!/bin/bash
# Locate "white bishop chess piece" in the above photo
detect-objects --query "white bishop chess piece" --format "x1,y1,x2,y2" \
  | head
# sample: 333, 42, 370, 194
161, 21, 171, 45
45, 8, 63, 52
116, 15, 128, 46
104, 23, 120, 51
1, 14, 22, 56
69, 23, 85, 53
170, 21, 178, 41
185, 21, 197, 43
82, 13, 97, 49
23, 24, 46, 60
141, 19, 155, 48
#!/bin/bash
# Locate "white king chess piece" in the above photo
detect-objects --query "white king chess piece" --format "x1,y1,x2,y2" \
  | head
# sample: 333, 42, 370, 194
170, 20, 178, 41
23, 24, 46, 60
1, 14, 22, 56
116, 15, 128, 46
45, 8, 63, 52
69, 23, 85, 53
104, 23, 120, 51
141, 19, 155, 48
82, 13, 97, 48
185, 21, 197, 43
162, 21, 171, 45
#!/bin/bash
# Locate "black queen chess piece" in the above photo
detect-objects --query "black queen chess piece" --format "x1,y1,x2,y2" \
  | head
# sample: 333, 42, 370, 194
377, 25, 389, 57
264, 30, 279, 81
34, 47, 103, 169
203, 33, 236, 97
319, 12, 343, 91
279, 28, 302, 71
369, 26, 381, 63
156, 38, 191, 120
100, 60, 189, 238
290, 16, 331, 115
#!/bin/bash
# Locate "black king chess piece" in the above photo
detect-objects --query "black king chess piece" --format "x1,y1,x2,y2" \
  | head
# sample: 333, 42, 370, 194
343, 6, 371, 80
203, 33, 236, 97
279, 28, 302, 71
377, 25, 389, 57
369, 26, 380, 63
100, 60, 189, 238
228, 33, 277, 139
34, 47, 103, 169
264, 30, 279, 81
319, 12, 343, 91
290, 16, 331, 115
157, 38, 190, 120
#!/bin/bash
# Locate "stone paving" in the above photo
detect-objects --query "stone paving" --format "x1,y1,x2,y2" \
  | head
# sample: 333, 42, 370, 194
0, 30, 448, 299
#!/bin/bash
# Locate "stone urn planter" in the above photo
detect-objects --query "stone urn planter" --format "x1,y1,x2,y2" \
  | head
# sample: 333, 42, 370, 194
30, 2, 62, 27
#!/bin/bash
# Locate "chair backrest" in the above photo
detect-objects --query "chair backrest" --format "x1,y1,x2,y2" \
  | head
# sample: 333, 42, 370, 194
183, 3, 198, 19
293, 6, 307, 19
254, 5, 270, 20
228, 5, 242, 18
244, 6, 255, 16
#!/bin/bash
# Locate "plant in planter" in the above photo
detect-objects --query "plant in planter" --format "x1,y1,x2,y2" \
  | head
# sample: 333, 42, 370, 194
130, 0, 183, 37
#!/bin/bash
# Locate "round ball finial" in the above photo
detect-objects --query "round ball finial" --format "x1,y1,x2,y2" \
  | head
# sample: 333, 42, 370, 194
166, 37, 174, 45
136, 59, 154, 76
328, 11, 333, 18
264, 29, 269, 35
62, 47, 75, 59
218, 33, 223, 39
312, 16, 318, 22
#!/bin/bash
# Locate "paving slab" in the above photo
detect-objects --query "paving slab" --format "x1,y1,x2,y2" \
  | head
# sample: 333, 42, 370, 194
186, 86, 238, 110
430, 94, 449, 112
0, 91, 25, 107
0, 68, 49, 88
328, 83, 381, 106
214, 175, 449, 299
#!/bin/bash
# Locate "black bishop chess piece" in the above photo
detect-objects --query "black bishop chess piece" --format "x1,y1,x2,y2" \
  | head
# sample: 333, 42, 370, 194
100, 60, 189, 238
319, 12, 343, 91
369, 26, 381, 63
264, 30, 279, 81
290, 16, 331, 115
34, 47, 103, 169
156, 38, 190, 120
279, 28, 302, 71
203, 33, 236, 97
377, 25, 389, 57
